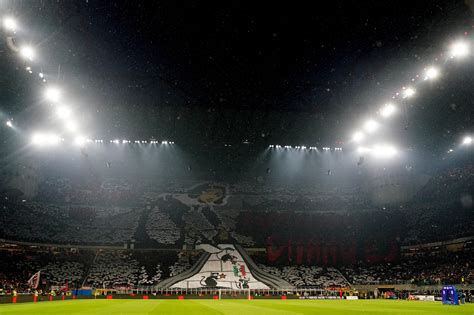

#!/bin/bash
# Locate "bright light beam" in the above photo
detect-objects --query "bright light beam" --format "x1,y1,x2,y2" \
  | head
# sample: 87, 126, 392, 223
352, 131, 365, 142
31, 132, 60, 146
3, 17, 17, 31
403, 87, 415, 98
425, 67, 439, 80
20, 46, 35, 61
6, 120, 13, 128
372, 144, 398, 158
450, 41, 469, 58
74, 136, 86, 146
56, 106, 72, 119
65, 120, 77, 132
45, 87, 61, 103
462, 136, 472, 145
364, 119, 379, 133
380, 104, 396, 118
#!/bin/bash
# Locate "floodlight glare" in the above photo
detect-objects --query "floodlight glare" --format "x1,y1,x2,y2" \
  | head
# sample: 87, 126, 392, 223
45, 87, 61, 102
31, 133, 43, 145
46, 134, 60, 145
20, 46, 35, 61
3, 17, 17, 31
31, 132, 60, 146
352, 131, 364, 142
6, 120, 13, 128
357, 146, 371, 154
450, 41, 469, 58
380, 104, 396, 118
462, 136, 472, 145
56, 106, 72, 119
425, 67, 439, 80
403, 87, 415, 98
372, 144, 398, 158
74, 136, 86, 146
364, 119, 379, 133
65, 120, 77, 132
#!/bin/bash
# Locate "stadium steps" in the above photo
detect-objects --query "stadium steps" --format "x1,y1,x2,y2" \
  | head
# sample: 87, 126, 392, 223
154, 252, 211, 289
234, 244, 294, 289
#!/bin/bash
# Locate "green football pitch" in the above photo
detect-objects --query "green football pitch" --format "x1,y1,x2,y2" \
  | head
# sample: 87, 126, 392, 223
0, 300, 473, 315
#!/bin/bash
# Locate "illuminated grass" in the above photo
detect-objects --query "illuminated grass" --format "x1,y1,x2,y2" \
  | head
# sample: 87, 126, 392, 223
0, 299, 472, 315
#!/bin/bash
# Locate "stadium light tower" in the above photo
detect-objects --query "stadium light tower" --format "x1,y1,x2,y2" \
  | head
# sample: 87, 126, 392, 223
3, 17, 17, 31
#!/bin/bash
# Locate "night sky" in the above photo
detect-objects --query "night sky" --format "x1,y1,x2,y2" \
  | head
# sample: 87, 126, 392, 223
1, 0, 473, 153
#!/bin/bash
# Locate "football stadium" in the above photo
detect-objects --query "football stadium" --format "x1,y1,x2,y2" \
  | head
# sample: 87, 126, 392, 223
0, 1, 473, 314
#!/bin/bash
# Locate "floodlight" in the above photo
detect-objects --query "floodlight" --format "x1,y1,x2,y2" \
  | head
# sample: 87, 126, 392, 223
65, 120, 77, 132
20, 46, 35, 61
425, 67, 439, 80
56, 106, 71, 119
462, 136, 472, 145
450, 41, 469, 58
32, 133, 43, 145
352, 131, 364, 142
372, 144, 397, 158
46, 134, 60, 145
357, 147, 371, 154
6, 120, 13, 128
32, 132, 60, 146
45, 87, 61, 102
364, 119, 379, 133
3, 17, 17, 31
74, 136, 86, 146
403, 87, 415, 98
380, 104, 396, 118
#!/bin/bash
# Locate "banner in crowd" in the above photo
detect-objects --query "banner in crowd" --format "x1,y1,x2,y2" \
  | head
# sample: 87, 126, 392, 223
27, 271, 41, 289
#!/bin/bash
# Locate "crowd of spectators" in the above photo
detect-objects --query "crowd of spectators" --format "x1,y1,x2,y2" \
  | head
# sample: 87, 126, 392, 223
0, 247, 93, 292
0, 200, 140, 245
145, 206, 181, 245
258, 264, 349, 288
37, 178, 139, 206
0, 244, 472, 293
415, 164, 473, 202
340, 251, 473, 285
85, 251, 141, 288
0, 162, 472, 250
